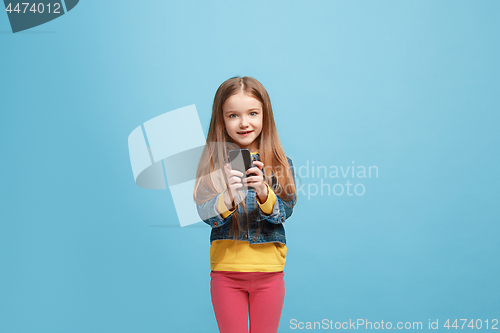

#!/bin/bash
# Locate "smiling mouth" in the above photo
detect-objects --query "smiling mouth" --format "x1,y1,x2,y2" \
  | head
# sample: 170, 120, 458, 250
238, 130, 253, 134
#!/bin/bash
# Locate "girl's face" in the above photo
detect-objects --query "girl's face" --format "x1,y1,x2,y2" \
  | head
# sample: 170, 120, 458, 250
222, 91, 263, 152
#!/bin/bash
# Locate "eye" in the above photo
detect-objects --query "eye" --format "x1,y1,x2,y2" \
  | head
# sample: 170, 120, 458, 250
229, 114, 237, 118
250, 112, 258, 116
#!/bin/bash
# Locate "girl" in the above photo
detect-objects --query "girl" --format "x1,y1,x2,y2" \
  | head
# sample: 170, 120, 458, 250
193, 76, 297, 333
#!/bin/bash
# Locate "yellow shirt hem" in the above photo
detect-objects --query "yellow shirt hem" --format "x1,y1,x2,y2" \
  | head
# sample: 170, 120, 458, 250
210, 263, 284, 272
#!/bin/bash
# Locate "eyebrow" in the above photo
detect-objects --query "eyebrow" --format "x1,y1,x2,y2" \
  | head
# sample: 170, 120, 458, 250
224, 108, 261, 114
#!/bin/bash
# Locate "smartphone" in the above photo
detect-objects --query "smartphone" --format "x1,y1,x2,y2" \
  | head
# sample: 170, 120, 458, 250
228, 148, 253, 190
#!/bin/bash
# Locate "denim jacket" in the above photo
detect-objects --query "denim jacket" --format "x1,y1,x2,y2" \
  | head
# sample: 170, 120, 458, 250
196, 153, 296, 245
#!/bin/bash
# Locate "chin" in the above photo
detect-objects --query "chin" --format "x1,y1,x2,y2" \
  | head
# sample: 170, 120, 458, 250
238, 137, 256, 146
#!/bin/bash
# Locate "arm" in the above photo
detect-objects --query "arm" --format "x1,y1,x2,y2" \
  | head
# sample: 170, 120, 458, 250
255, 157, 296, 224
196, 189, 236, 228
197, 160, 245, 228
256, 183, 276, 215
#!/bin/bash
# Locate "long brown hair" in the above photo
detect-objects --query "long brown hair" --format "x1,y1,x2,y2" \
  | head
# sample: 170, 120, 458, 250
193, 76, 297, 240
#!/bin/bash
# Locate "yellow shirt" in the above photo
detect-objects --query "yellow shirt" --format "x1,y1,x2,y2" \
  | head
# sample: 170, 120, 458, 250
210, 151, 287, 272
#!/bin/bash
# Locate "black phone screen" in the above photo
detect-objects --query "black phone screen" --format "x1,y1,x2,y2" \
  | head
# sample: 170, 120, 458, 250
228, 148, 252, 174
228, 148, 253, 190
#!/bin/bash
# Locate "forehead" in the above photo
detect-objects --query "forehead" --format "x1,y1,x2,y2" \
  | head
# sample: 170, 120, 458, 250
223, 92, 262, 113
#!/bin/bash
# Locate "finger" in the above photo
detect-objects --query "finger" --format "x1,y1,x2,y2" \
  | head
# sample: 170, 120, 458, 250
230, 170, 245, 178
244, 176, 261, 184
230, 184, 243, 195
252, 161, 264, 169
225, 164, 237, 175
229, 176, 242, 184
246, 167, 261, 176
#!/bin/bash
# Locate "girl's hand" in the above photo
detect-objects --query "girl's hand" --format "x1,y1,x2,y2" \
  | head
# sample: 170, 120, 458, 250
223, 163, 244, 210
243, 161, 269, 203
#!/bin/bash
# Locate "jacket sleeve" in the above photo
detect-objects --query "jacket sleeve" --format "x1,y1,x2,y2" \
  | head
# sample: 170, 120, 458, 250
196, 190, 235, 228
255, 157, 296, 224
256, 183, 276, 215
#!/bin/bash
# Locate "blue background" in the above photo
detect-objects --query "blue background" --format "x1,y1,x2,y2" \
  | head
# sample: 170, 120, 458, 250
1, 1, 499, 332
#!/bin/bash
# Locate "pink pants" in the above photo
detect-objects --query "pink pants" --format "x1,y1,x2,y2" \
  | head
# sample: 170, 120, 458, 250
210, 270, 285, 333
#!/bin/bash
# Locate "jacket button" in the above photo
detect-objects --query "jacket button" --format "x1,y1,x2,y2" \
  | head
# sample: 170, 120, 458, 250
252, 237, 256, 242
281, 217, 284, 222
213, 222, 218, 227
244, 234, 248, 239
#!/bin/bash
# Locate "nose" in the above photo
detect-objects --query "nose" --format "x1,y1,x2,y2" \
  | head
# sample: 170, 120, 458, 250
240, 116, 249, 128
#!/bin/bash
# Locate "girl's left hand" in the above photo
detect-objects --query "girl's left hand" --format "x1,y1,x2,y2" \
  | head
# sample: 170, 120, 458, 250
243, 160, 268, 203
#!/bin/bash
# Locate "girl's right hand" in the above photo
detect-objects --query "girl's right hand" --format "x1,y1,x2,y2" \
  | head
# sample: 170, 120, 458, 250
223, 163, 244, 210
